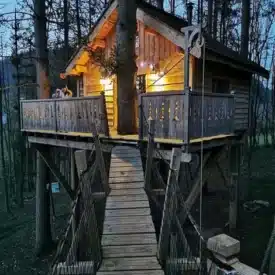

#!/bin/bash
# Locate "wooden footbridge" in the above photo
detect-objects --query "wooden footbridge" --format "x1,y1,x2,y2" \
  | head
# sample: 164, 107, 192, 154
98, 146, 163, 275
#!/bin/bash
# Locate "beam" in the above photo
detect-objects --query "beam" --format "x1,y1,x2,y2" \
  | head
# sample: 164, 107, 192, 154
137, 8, 185, 49
158, 148, 182, 263
28, 136, 113, 152
75, 64, 87, 73
34, 145, 75, 200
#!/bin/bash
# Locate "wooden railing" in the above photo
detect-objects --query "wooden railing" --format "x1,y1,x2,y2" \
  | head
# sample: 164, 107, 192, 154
20, 93, 109, 136
138, 91, 235, 140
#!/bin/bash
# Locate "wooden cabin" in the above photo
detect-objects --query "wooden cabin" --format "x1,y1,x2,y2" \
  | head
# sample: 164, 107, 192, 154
21, 0, 268, 148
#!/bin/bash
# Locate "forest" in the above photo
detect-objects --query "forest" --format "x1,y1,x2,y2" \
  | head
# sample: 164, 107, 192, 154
1, 0, 275, 274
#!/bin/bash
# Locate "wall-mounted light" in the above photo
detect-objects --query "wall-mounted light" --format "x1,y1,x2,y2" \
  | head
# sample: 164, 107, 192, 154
100, 78, 111, 85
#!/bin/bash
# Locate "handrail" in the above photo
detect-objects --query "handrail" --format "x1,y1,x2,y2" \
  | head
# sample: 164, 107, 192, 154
20, 94, 109, 136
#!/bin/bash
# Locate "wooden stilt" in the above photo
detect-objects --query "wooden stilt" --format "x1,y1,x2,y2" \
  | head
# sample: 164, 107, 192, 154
145, 120, 155, 191
34, 144, 75, 200
229, 144, 240, 233
158, 148, 182, 263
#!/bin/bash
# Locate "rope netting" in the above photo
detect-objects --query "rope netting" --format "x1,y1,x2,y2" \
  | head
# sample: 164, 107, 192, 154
49, 151, 102, 275
139, 104, 216, 275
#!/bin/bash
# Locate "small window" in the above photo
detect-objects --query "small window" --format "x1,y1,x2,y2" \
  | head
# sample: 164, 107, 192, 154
212, 78, 230, 94
136, 74, 146, 94
77, 77, 84, 97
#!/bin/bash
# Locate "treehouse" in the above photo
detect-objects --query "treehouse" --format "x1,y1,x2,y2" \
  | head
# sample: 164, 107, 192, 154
20, 0, 268, 148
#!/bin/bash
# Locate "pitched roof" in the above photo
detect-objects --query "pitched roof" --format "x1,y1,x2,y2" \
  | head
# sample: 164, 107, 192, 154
65, 0, 269, 78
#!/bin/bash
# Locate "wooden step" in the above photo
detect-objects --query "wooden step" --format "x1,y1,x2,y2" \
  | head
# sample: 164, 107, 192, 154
103, 222, 155, 235
109, 183, 144, 189
105, 215, 153, 225
109, 171, 144, 178
110, 166, 143, 173
110, 162, 142, 168
109, 178, 144, 184
105, 208, 151, 217
102, 233, 157, 246
102, 244, 157, 258
109, 189, 146, 196
110, 160, 142, 166
97, 270, 164, 275
99, 257, 162, 271
106, 200, 149, 210
107, 194, 148, 202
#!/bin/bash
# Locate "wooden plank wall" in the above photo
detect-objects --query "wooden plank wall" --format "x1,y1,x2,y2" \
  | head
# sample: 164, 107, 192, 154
193, 60, 250, 131
84, 61, 115, 129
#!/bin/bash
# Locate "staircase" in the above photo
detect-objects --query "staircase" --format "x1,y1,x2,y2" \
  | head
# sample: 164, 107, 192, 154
97, 146, 164, 275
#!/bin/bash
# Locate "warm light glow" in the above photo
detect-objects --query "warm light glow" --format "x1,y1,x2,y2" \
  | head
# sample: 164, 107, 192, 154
149, 74, 159, 81
148, 73, 165, 92
140, 61, 145, 67
149, 64, 154, 70
159, 71, 165, 76
100, 78, 111, 85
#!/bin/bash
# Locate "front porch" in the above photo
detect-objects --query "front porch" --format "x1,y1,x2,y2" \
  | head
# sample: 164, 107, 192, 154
20, 90, 236, 148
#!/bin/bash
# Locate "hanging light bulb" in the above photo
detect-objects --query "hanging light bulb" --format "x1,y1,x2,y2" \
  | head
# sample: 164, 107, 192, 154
149, 64, 154, 70
140, 61, 145, 67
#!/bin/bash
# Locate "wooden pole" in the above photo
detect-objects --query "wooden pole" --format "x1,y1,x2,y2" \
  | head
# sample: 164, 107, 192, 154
35, 147, 53, 255
144, 119, 155, 191
70, 149, 78, 237
158, 148, 182, 263
91, 123, 109, 195
229, 144, 240, 233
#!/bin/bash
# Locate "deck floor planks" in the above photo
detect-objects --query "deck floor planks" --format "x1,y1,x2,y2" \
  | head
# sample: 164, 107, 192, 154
98, 146, 163, 274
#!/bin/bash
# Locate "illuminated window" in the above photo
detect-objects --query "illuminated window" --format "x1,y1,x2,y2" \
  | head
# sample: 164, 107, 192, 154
77, 76, 84, 97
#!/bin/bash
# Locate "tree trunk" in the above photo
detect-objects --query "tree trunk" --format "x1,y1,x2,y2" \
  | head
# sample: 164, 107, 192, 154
213, 0, 219, 40
156, 0, 164, 9
34, 0, 52, 255
241, 0, 250, 58
116, 0, 137, 134
35, 149, 53, 255
64, 0, 69, 61
207, 0, 213, 35
75, 0, 82, 45
34, 0, 50, 99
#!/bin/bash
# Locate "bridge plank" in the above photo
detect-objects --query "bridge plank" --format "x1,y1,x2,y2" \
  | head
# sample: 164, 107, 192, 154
105, 215, 153, 225
102, 244, 157, 258
109, 177, 144, 184
110, 166, 143, 172
110, 162, 142, 167
109, 183, 144, 189
109, 171, 144, 178
106, 200, 149, 209
99, 257, 161, 271
109, 189, 146, 196
102, 233, 157, 246
103, 223, 155, 235
105, 208, 151, 217
106, 194, 148, 202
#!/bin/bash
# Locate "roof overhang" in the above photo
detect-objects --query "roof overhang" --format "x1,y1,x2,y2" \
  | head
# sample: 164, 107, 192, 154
64, 0, 269, 79
64, 0, 118, 76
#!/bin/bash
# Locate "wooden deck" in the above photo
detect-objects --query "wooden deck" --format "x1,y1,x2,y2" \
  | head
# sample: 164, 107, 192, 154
98, 146, 164, 275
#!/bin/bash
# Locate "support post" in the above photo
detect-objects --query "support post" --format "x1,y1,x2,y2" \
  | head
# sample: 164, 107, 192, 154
229, 144, 240, 233
70, 149, 78, 238
138, 95, 144, 140
34, 144, 75, 200
35, 147, 53, 255
158, 148, 182, 263
145, 119, 155, 191
91, 123, 109, 195
100, 91, 110, 137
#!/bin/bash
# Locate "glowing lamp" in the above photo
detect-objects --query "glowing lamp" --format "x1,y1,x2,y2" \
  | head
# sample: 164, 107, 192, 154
100, 78, 111, 85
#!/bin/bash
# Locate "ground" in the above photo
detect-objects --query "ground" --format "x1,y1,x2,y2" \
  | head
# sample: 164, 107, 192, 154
0, 189, 70, 275
0, 146, 275, 274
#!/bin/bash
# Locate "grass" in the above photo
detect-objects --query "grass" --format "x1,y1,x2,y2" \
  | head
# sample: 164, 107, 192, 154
0, 188, 71, 275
